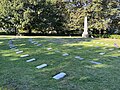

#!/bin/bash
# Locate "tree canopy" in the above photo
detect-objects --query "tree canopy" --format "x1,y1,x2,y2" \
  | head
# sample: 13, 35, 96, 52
0, 0, 119, 36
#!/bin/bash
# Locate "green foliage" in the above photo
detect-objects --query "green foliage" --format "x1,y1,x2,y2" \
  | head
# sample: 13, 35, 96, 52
0, 0, 119, 36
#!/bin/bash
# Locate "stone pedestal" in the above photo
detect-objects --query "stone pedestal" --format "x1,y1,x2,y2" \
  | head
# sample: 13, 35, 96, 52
82, 16, 89, 38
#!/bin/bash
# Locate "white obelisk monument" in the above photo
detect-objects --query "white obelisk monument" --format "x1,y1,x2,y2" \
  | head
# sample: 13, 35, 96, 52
82, 16, 89, 38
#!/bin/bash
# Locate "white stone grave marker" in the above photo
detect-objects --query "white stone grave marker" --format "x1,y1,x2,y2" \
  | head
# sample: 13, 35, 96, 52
99, 52, 105, 55
53, 72, 66, 80
47, 48, 52, 50
26, 58, 36, 62
36, 64, 47, 69
37, 44, 42, 46
16, 51, 23, 54
62, 53, 69, 56
90, 61, 102, 64
34, 42, 38, 45
20, 54, 29, 58
75, 56, 84, 60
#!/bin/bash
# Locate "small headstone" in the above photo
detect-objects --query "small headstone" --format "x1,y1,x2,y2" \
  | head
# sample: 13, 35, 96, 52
75, 56, 84, 60
20, 54, 29, 58
109, 48, 114, 51
62, 53, 69, 56
31, 41, 36, 44
37, 44, 42, 46
53, 72, 66, 80
90, 61, 102, 64
36, 64, 47, 69
99, 52, 105, 55
16, 51, 23, 54
34, 42, 38, 45
47, 48, 52, 50
26, 58, 36, 62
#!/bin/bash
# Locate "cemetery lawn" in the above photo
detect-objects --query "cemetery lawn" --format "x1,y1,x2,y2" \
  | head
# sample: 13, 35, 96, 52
0, 36, 120, 90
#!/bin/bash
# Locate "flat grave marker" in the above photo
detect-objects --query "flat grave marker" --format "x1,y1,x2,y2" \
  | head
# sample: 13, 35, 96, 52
37, 44, 42, 46
90, 61, 102, 64
75, 56, 84, 60
26, 58, 36, 62
36, 64, 48, 69
34, 42, 38, 45
16, 51, 23, 54
62, 53, 69, 56
53, 72, 66, 80
20, 54, 29, 58
47, 48, 52, 50
99, 52, 105, 55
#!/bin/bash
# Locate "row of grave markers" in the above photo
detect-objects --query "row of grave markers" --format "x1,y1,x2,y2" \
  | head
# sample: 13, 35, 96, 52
8, 38, 120, 80
8, 38, 66, 80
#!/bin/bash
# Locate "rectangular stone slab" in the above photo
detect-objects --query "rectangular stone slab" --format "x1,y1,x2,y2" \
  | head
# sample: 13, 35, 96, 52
26, 58, 36, 62
53, 72, 66, 80
20, 54, 29, 58
99, 52, 105, 55
16, 51, 23, 54
75, 56, 84, 60
90, 61, 102, 64
36, 64, 47, 69
47, 48, 52, 50
37, 44, 42, 46
34, 42, 38, 45
62, 53, 69, 56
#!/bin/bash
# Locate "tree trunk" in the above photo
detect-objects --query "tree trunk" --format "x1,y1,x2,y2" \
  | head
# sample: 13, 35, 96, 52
28, 26, 32, 35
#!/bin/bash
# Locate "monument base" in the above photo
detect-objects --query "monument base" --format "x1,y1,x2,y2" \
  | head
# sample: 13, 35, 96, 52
82, 33, 89, 38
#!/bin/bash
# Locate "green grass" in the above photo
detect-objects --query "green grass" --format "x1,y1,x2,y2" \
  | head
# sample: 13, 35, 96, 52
0, 36, 120, 90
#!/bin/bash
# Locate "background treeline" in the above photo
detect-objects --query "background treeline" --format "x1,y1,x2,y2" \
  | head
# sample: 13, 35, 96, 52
0, 0, 120, 37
